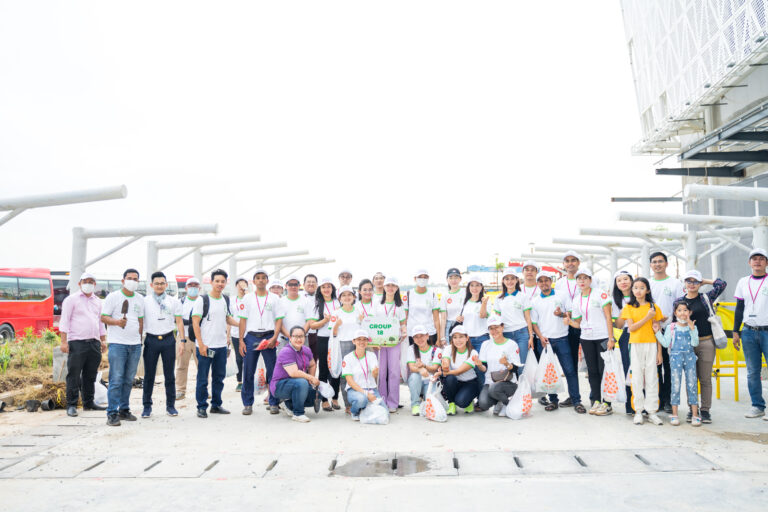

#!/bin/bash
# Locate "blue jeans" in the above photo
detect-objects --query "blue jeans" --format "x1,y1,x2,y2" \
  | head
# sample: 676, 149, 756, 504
504, 327, 530, 365
546, 336, 581, 406
274, 378, 317, 416
196, 346, 227, 409
107, 343, 141, 414
406, 373, 430, 407
469, 334, 490, 390
741, 327, 768, 410
443, 374, 479, 408
445, 320, 456, 340
346, 388, 381, 416
241, 331, 276, 407
670, 350, 698, 406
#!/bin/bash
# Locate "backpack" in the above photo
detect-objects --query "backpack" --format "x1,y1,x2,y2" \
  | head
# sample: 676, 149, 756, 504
188, 294, 230, 342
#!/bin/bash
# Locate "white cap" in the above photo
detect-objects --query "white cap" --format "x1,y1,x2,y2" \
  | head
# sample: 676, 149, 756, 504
413, 268, 430, 277
575, 268, 592, 279
467, 275, 484, 285
353, 329, 370, 340
338, 285, 355, 297
683, 270, 703, 282
486, 316, 503, 327
269, 279, 284, 289
450, 325, 467, 336
252, 268, 268, 277
79, 272, 96, 282
522, 260, 540, 272
501, 267, 519, 278
384, 276, 399, 286
338, 268, 352, 276
319, 277, 334, 286
613, 270, 631, 281
411, 325, 428, 336
186, 277, 200, 286
284, 275, 300, 285
749, 248, 768, 260
563, 250, 582, 261
536, 272, 552, 281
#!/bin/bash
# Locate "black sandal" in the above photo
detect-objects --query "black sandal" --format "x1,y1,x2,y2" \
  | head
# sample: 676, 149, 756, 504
332, 401, 341, 410
545, 402, 559, 412
322, 401, 333, 412
574, 404, 587, 414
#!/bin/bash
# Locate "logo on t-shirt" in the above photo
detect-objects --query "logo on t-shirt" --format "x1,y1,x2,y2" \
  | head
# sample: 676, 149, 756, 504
600, 293, 608, 300
341, 361, 346, 368
447, 298, 452, 304
331, 316, 337, 323
239, 304, 244, 310
403, 295, 408, 302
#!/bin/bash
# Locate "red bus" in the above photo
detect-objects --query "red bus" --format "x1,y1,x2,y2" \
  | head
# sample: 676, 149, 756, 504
0, 268, 54, 342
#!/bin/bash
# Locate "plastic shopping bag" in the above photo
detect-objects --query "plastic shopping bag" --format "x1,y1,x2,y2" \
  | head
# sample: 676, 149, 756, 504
255, 357, 268, 395
94, 371, 108, 406
225, 349, 236, 378
600, 349, 626, 403
534, 345, 564, 394
400, 340, 410, 383
329, 335, 342, 379
318, 381, 334, 399
419, 380, 448, 422
522, 350, 538, 388
359, 398, 390, 425
577, 345, 587, 373
505, 379, 533, 420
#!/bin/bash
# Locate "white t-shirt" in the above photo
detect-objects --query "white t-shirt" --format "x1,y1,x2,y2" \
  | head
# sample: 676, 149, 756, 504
555, 276, 580, 303
102, 290, 144, 345
530, 290, 571, 339
520, 284, 540, 303
303, 293, 317, 334
334, 306, 361, 341
182, 296, 198, 339
440, 289, 464, 322
493, 292, 531, 332
278, 295, 309, 335
461, 300, 488, 337
341, 350, 379, 390
571, 289, 612, 340
229, 295, 247, 337
143, 294, 182, 335
407, 345, 441, 382
442, 348, 478, 382
191, 295, 231, 349
479, 337, 523, 383
372, 301, 407, 324
240, 291, 283, 333
405, 289, 439, 336
734, 275, 768, 327
649, 276, 685, 325
356, 300, 376, 321
611, 296, 631, 322
309, 299, 341, 337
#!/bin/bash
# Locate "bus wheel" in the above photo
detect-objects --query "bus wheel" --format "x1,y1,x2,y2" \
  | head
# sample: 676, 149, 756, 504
0, 324, 14, 343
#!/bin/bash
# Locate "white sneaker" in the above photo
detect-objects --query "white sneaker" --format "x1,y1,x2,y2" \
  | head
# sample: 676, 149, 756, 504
764, 415, 768, 421
648, 414, 663, 426
291, 414, 310, 423
351, 414, 360, 421
633, 413, 644, 425
745, 406, 765, 418
588, 402, 600, 415
284, 408, 294, 418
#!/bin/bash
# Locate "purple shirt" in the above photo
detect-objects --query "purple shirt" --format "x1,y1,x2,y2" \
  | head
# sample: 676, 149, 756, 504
269, 345, 313, 395
59, 290, 106, 341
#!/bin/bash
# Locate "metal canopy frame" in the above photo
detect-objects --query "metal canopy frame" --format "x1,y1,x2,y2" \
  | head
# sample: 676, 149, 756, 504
0, 185, 127, 227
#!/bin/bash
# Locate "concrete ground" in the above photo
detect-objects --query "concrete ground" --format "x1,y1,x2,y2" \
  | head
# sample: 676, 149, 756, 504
0, 368, 766, 512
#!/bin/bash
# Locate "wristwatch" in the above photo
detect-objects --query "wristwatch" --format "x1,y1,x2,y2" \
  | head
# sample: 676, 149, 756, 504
180, 339, 186, 343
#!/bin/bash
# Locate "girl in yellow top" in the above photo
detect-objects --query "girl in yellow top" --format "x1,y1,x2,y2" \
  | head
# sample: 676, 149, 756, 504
620, 277, 664, 426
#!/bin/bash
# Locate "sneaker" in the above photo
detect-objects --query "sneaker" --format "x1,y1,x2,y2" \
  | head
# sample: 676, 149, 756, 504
745, 406, 765, 418
351, 414, 360, 421
648, 414, 663, 426
691, 416, 702, 427
538, 396, 550, 406
411, 405, 420, 416
235, 382, 242, 392
292, 414, 310, 423
560, 397, 573, 407
284, 409, 294, 418
141, 407, 151, 419
763, 415, 768, 422
686, 409, 692, 423
106, 414, 121, 426
464, 402, 474, 413
588, 401, 600, 415
210, 406, 230, 414
625, 405, 635, 416
493, 403, 504, 416
594, 403, 612, 416
118, 410, 137, 421
175, 392, 185, 400
269, 405, 280, 415
197, 408, 208, 418
447, 403, 457, 416
242, 406, 253, 415
701, 410, 712, 424
663, 404, 673, 414
669, 416, 680, 426
166, 406, 178, 417
389, 407, 398, 414
633, 413, 644, 425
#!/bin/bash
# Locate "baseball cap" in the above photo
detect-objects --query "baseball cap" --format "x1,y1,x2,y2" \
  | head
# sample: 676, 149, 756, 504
466, 275, 484, 285
486, 316, 503, 327
384, 276, 399, 286
338, 268, 352, 276
186, 277, 200, 286
450, 325, 467, 336
269, 279, 284, 289
683, 270, 703, 282
319, 277, 334, 286
285, 275, 300, 285
563, 250, 582, 261
575, 268, 592, 279
613, 270, 632, 281
522, 260, 540, 272
79, 272, 96, 282
446, 267, 461, 277
749, 248, 768, 260
502, 267, 519, 278
536, 272, 552, 281
353, 329, 370, 340
413, 268, 430, 277
252, 268, 268, 277
412, 325, 428, 336
338, 285, 355, 296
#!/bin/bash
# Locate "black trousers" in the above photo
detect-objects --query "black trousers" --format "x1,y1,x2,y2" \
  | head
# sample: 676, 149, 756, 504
66, 339, 101, 407
316, 336, 340, 400
142, 332, 176, 408
657, 343, 671, 408
567, 325, 581, 372
231, 336, 244, 383
580, 338, 607, 404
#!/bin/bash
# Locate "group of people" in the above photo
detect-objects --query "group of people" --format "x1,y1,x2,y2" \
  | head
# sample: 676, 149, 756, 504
57, 249, 768, 427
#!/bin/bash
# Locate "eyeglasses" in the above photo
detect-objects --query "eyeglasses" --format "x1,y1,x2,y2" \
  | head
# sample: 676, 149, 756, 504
290, 335, 305, 340
339, 274, 352, 279
287, 282, 300, 287
684, 280, 700, 285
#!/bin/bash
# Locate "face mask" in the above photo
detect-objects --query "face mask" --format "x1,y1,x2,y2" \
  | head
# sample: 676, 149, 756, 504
124, 279, 139, 292
187, 287, 199, 298
80, 283, 95, 294
416, 279, 428, 288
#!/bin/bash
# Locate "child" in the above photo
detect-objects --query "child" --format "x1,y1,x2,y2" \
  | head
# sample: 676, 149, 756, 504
661, 302, 701, 426
620, 277, 664, 426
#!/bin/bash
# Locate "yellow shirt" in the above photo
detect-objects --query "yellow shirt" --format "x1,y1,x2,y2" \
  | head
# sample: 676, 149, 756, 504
620, 303, 663, 344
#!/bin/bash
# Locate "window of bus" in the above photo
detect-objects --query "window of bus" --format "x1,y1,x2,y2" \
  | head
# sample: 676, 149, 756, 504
0, 276, 17, 300
18, 278, 51, 300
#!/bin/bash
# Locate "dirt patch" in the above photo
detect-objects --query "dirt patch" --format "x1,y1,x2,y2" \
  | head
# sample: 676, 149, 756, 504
715, 432, 768, 445
0, 368, 50, 394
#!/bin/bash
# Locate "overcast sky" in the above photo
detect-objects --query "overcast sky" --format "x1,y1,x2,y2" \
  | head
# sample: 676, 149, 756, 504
0, 1, 683, 283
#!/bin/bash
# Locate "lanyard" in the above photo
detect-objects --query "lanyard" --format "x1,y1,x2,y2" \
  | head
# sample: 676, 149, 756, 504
748, 275, 767, 304
325, 301, 337, 316
580, 292, 591, 324
357, 352, 370, 385
384, 303, 396, 317
525, 285, 536, 300
360, 301, 372, 317
566, 279, 577, 301
255, 293, 268, 318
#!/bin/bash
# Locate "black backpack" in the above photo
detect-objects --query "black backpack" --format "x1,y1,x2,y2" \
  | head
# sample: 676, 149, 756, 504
187, 294, 230, 342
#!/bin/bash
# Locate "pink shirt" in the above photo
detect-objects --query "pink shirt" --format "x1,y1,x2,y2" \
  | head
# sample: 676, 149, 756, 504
59, 290, 106, 341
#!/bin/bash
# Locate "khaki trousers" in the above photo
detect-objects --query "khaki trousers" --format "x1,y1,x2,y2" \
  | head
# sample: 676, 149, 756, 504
175, 340, 198, 393
693, 336, 715, 412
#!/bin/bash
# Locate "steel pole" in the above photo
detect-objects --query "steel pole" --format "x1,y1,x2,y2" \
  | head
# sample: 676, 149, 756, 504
69, 227, 87, 292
